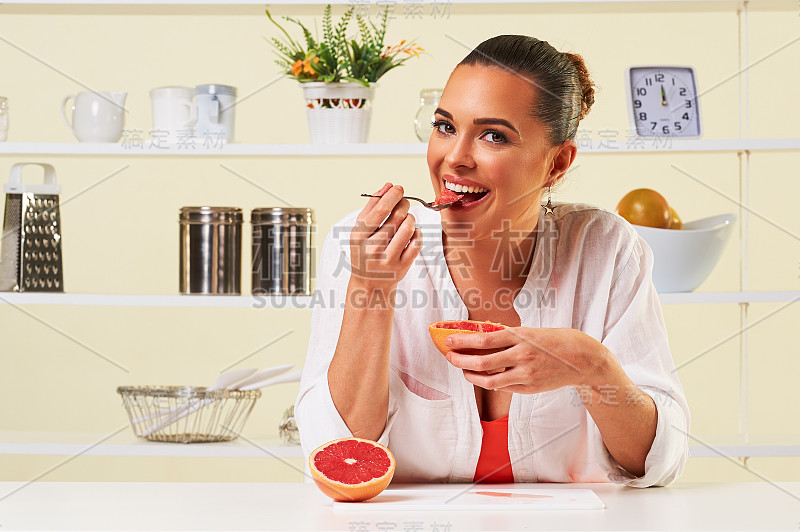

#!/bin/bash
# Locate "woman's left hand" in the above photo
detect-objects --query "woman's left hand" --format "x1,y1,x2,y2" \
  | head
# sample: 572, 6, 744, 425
443, 327, 618, 394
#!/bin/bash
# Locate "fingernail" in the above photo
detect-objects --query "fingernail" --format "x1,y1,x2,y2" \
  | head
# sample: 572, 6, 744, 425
445, 337, 453, 347
375, 182, 390, 194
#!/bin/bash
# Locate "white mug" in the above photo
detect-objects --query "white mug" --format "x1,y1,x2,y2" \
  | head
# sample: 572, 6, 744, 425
150, 86, 195, 146
194, 84, 236, 143
61, 91, 127, 142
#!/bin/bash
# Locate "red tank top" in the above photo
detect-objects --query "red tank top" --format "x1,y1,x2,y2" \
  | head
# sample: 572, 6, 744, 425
473, 415, 515, 483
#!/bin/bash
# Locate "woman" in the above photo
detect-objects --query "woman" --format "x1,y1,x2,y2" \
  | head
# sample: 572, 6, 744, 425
296, 35, 689, 487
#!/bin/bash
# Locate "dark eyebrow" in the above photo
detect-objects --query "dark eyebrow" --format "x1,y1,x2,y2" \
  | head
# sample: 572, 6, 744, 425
433, 108, 519, 135
434, 108, 452, 119
474, 118, 519, 135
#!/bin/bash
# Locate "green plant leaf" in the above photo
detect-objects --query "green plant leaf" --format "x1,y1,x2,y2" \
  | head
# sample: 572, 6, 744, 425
265, 3, 419, 84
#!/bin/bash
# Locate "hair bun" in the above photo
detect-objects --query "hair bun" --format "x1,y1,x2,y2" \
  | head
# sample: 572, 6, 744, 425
563, 52, 595, 121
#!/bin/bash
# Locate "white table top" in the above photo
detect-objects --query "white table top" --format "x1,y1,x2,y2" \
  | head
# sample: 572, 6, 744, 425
1, 481, 798, 530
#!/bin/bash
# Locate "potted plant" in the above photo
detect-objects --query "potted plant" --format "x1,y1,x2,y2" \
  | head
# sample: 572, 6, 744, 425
266, 5, 423, 144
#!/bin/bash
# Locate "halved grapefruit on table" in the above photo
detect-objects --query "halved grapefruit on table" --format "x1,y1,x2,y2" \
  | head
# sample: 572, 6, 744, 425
309, 438, 395, 502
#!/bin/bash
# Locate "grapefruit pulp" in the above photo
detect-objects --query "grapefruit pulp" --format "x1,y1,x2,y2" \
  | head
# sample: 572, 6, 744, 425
433, 187, 464, 206
309, 437, 395, 502
429, 319, 508, 356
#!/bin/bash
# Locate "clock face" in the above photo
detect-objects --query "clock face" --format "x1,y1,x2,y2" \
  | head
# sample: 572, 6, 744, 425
627, 66, 701, 138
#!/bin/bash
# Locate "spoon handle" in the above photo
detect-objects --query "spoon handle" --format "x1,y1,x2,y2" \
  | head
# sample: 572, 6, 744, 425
361, 193, 441, 210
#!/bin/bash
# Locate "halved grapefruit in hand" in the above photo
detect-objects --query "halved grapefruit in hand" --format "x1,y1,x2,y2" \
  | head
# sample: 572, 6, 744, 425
429, 319, 508, 356
309, 437, 395, 502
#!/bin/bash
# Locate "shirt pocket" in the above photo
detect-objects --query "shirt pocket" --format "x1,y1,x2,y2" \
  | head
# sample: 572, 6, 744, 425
387, 368, 457, 482
391, 365, 451, 402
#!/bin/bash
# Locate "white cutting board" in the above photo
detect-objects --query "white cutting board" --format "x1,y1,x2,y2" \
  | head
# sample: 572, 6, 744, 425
333, 488, 605, 511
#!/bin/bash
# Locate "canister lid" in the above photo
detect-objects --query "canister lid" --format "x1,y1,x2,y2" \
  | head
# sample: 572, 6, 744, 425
195, 84, 237, 97
251, 207, 314, 226
150, 86, 193, 99
420, 88, 443, 97
179, 206, 243, 224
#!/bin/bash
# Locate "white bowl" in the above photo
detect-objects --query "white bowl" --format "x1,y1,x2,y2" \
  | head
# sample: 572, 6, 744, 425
632, 213, 737, 293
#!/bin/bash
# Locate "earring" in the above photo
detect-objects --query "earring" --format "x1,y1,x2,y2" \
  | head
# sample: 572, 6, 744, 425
543, 186, 555, 216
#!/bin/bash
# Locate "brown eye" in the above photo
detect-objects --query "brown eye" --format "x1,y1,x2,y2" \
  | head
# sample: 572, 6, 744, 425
481, 131, 508, 144
432, 120, 455, 135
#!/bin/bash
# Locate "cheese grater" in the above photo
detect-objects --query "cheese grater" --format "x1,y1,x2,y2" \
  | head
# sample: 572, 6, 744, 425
0, 163, 63, 292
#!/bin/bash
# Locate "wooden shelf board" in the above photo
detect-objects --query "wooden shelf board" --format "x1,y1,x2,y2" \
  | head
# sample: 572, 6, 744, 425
0, 431, 303, 458
0, 138, 798, 156
3, 291, 799, 307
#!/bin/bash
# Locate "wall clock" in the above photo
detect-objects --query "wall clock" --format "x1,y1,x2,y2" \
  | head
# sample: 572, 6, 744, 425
625, 66, 701, 138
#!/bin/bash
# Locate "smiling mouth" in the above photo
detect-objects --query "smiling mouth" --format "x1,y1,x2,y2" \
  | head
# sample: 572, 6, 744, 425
443, 178, 490, 205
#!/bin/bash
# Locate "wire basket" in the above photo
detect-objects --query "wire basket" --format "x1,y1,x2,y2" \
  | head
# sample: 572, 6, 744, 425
117, 385, 261, 443
278, 404, 300, 445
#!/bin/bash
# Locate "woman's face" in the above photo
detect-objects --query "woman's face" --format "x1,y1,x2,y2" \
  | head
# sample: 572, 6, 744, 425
427, 64, 573, 241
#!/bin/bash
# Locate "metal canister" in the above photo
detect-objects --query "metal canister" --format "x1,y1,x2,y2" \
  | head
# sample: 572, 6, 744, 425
179, 207, 242, 295
251, 207, 314, 296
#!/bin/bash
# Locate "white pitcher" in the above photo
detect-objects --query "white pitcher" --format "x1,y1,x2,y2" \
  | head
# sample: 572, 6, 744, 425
61, 91, 127, 142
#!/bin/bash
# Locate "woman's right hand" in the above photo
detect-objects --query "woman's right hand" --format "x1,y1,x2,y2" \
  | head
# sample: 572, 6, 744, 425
349, 182, 422, 290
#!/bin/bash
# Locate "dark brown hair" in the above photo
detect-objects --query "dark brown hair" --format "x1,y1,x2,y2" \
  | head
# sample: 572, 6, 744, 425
458, 35, 595, 146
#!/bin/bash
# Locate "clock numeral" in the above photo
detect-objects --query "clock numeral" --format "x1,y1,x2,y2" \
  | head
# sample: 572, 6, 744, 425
645, 78, 653, 86
679, 88, 687, 96
650, 122, 658, 131
682, 112, 690, 120
654, 74, 664, 82
662, 125, 671, 135
674, 122, 682, 131
636, 88, 647, 96
639, 112, 647, 121
685, 99, 693, 108
634, 99, 642, 109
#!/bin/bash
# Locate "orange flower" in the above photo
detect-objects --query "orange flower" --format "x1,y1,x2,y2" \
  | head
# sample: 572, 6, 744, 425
384, 41, 422, 58
291, 59, 304, 76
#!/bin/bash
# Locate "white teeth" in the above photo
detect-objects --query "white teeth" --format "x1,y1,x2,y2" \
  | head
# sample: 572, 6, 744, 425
444, 179, 487, 194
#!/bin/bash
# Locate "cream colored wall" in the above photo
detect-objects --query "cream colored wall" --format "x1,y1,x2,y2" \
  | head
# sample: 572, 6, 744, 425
0, 4, 798, 483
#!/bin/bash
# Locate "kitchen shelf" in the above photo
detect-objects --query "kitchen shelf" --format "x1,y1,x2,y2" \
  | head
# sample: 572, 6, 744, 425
1, 431, 796, 459
0, 142, 428, 157
0, 138, 799, 156
687, 435, 800, 458
2, 291, 799, 308
0, 0, 794, 16
658, 291, 800, 304
0, 431, 303, 458
0, 293, 315, 308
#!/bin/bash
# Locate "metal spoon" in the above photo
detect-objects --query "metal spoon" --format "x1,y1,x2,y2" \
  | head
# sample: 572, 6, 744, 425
237, 369, 303, 391
360, 193, 459, 211
228, 364, 294, 390
140, 367, 302, 437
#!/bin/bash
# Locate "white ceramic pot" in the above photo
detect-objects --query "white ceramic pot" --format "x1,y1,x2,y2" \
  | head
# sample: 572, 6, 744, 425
300, 82, 375, 144
633, 213, 736, 293
61, 91, 127, 142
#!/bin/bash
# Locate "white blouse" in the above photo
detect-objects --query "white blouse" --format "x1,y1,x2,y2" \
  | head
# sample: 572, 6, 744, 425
295, 203, 690, 487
